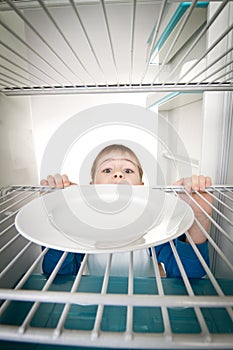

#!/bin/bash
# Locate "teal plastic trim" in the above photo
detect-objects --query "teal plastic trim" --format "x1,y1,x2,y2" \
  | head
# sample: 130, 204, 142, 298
149, 2, 209, 54
148, 91, 202, 109
148, 92, 180, 109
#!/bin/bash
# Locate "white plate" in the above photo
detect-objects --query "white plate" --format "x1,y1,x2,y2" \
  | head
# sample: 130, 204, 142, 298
15, 185, 194, 253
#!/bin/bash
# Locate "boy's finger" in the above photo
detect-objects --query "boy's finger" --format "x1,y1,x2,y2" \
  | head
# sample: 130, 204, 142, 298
191, 174, 199, 190
54, 174, 64, 188
198, 175, 206, 191
205, 176, 212, 187
183, 176, 192, 192
62, 174, 71, 187
40, 179, 49, 186
47, 175, 57, 188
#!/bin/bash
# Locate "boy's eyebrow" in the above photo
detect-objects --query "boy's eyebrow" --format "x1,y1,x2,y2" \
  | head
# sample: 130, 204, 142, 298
98, 158, 138, 168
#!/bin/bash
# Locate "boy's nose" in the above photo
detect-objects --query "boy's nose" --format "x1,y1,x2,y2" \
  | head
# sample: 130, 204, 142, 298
113, 171, 124, 179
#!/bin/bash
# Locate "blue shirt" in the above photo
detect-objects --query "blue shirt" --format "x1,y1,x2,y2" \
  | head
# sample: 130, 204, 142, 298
42, 234, 209, 278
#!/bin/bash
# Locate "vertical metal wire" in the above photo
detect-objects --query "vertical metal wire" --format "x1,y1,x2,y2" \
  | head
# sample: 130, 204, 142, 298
151, 248, 172, 339
140, 0, 169, 84
0, 17, 68, 86
129, 0, 136, 85
69, 0, 107, 85
0, 191, 40, 225
18, 250, 69, 334
193, 217, 233, 274
169, 240, 211, 339
37, 0, 95, 85
0, 40, 60, 85
125, 251, 133, 340
177, 23, 233, 84
0, 53, 51, 85
0, 66, 36, 86
151, 0, 199, 85
181, 188, 233, 245
54, 253, 89, 337
0, 241, 33, 279
4, 0, 83, 85
199, 60, 233, 84
185, 46, 233, 84
0, 72, 31, 87
99, 0, 119, 85
185, 231, 233, 322
0, 77, 22, 89
91, 253, 112, 339
0, 247, 49, 317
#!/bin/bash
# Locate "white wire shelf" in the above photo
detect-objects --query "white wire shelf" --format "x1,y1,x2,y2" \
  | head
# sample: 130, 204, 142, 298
0, 185, 232, 349
0, 0, 233, 95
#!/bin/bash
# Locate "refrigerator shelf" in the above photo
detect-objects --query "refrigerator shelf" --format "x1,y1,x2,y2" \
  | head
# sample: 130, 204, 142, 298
0, 185, 232, 349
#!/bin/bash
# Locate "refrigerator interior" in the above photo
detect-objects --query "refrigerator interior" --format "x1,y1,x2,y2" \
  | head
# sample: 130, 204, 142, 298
0, 0, 233, 349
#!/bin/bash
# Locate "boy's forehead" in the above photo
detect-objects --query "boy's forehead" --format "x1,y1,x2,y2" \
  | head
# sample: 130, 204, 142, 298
96, 150, 138, 167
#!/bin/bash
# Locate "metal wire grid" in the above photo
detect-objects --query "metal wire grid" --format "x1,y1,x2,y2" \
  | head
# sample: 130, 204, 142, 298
0, 185, 232, 349
0, 0, 233, 95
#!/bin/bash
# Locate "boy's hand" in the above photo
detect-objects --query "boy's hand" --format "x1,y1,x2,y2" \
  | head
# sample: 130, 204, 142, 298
174, 175, 213, 216
173, 175, 214, 244
40, 174, 76, 189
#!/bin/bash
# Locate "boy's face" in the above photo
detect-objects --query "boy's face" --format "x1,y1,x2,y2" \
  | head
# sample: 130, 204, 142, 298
92, 150, 143, 185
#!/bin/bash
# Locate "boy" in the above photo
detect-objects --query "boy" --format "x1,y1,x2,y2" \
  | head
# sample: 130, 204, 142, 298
41, 144, 212, 278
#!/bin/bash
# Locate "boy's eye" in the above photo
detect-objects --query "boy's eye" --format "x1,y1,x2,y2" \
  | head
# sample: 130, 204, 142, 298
124, 168, 134, 174
103, 168, 112, 173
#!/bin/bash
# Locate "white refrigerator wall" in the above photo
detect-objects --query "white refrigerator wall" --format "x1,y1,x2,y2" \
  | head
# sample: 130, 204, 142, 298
0, 93, 38, 186
29, 92, 150, 184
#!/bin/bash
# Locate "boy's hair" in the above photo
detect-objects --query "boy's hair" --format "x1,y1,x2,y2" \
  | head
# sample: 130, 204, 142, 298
91, 144, 143, 182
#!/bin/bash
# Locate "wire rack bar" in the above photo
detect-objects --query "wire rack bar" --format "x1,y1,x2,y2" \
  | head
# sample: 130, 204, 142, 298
2, 83, 233, 95
0, 0, 231, 11
1, 327, 233, 350
0, 326, 233, 350
2, 184, 233, 193
1, 289, 232, 308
